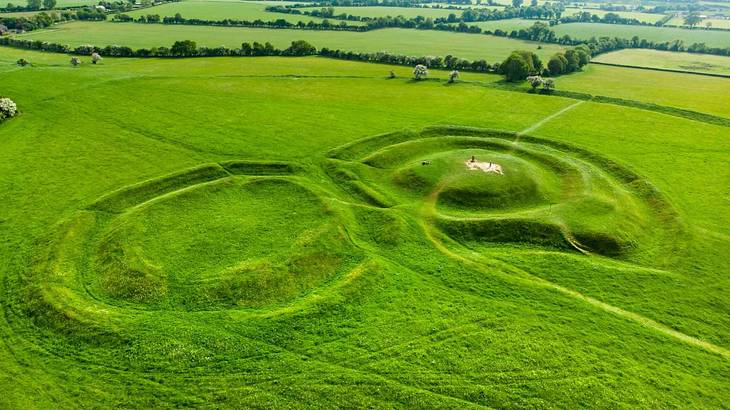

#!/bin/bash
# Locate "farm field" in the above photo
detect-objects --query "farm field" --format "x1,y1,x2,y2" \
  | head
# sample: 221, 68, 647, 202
0, 10, 42, 17
1, 45, 729, 408
121, 0, 338, 24
298, 5, 463, 18
552, 21, 730, 47
666, 16, 730, 28
593, 48, 730, 76
563, 7, 666, 23
14, 21, 565, 60
55, 0, 100, 6
556, 63, 730, 117
461, 18, 550, 31
424, 3, 505, 10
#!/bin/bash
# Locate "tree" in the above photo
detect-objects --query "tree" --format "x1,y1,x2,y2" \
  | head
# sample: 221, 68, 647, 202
448, 70, 459, 83
530, 0, 537, 6
26, 0, 41, 10
413, 64, 428, 80
547, 54, 566, 75
0, 97, 18, 120
284, 40, 315, 56
542, 78, 555, 92
574, 44, 591, 66
527, 75, 543, 91
512, 0, 523, 7
70, 56, 80, 66
91, 52, 102, 64
501, 51, 540, 82
170, 40, 197, 57
564, 49, 580, 72
42, 0, 55, 9
684, 13, 702, 28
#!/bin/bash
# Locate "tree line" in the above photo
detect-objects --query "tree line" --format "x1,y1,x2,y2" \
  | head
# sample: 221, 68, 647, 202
0, 34, 588, 84
0, 8, 105, 32
500, 45, 590, 82
266, 3, 566, 25
488, 21, 730, 57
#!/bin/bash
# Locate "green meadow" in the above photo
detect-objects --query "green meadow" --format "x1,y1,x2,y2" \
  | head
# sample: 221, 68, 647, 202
593, 48, 730, 76
555, 63, 730, 117
14, 21, 565, 60
552, 22, 730, 47
0, 10, 42, 17
1, 44, 729, 408
121, 0, 339, 24
462, 18, 550, 31
563, 7, 666, 23
667, 15, 730, 29
299, 5, 463, 18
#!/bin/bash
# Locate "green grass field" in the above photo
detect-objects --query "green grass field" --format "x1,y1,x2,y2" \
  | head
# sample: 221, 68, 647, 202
0, 45, 729, 408
552, 22, 730, 47
14, 21, 565, 61
121, 0, 339, 24
593, 48, 730, 76
299, 5, 463, 19
55, 0, 100, 6
563, 7, 666, 23
461, 18, 551, 31
667, 16, 730, 29
0, 10, 42, 17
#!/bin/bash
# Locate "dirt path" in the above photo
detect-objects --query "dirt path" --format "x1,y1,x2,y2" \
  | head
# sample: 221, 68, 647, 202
518, 101, 585, 136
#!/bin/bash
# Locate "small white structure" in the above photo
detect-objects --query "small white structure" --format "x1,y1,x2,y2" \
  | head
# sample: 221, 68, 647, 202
465, 157, 503, 175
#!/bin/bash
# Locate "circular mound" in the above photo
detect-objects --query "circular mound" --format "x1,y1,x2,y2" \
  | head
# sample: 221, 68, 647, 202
393, 150, 560, 212
92, 178, 355, 310
326, 128, 681, 258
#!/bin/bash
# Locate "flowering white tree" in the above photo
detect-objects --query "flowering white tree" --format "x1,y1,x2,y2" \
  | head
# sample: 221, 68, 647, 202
0, 97, 18, 121
413, 64, 428, 80
448, 70, 459, 83
91, 52, 102, 64
527, 75, 543, 91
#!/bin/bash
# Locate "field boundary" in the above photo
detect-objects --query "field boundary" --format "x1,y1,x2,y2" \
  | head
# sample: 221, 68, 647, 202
591, 61, 730, 79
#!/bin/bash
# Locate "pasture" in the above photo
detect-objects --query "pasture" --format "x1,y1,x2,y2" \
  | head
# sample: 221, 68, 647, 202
563, 7, 666, 23
14, 21, 565, 61
552, 22, 730, 47
593, 48, 730, 76
463, 18, 551, 31
558, 63, 730, 117
298, 5, 463, 19
121, 0, 338, 24
1, 45, 729, 408
666, 16, 730, 29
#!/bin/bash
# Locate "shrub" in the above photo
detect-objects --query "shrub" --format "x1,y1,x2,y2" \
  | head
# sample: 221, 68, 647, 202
16, 58, 29, 66
526, 75, 543, 91
0, 97, 18, 120
70, 56, 80, 66
413, 64, 428, 80
448, 70, 459, 83
91, 52, 102, 64
542, 78, 555, 92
